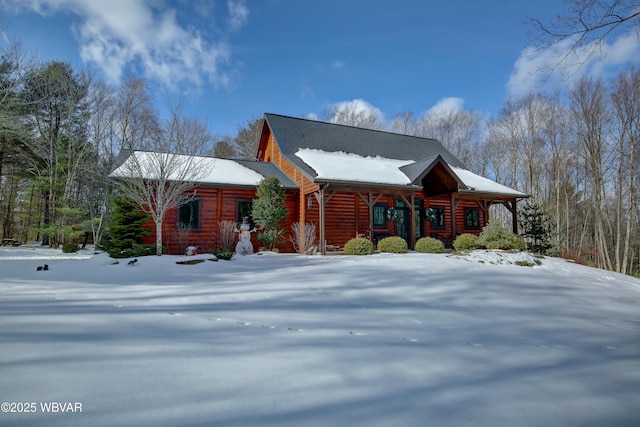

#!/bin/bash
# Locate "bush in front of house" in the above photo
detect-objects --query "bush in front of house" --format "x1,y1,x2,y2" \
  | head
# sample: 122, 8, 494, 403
209, 248, 234, 260
109, 243, 158, 259
415, 237, 444, 253
476, 223, 526, 251
377, 236, 408, 254
344, 237, 374, 255
62, 242, 80, 253
453, 233, 479, 252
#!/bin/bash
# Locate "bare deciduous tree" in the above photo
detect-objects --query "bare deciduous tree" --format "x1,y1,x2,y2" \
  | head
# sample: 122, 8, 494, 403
390, 112, 417, 135
415, 107, 485, 172
325, 100, 385, 130
111, 106, 213, 255
610, 66, 640, 273
528, 0, 640, 72
234, 117, 263, 159
114, 74, 160, 151
569, 76, 613, 269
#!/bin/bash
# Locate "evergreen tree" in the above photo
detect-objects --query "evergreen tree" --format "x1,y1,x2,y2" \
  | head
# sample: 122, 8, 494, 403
519, 201, 553, 254
252, 176, 288, 250
103, 196, 150, 257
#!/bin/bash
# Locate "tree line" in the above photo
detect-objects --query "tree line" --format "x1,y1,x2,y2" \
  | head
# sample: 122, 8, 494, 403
0, 41, 219, 251
339, 67, 639, 275
2, 39, 639, 274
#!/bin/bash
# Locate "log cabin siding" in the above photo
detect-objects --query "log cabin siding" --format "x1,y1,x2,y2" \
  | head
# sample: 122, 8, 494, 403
143, 186, 297, 255
425, 196, 488, 244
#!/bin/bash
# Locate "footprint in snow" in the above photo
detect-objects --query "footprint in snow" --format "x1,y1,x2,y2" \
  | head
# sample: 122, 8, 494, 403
349, 331, 367, 336
207, 317, 222, 322
261, 324, 276, 329
466, 342, 483, 347
403, 337, 418, 342
237, 321, 250, 326
167, 311, 180, 316
287, 327, 303, 332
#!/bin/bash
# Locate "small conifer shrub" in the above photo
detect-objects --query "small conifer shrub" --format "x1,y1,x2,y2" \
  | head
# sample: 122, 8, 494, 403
344, 237, 374, 255
476, 223, 526, 251
453, 234, 479, 252
415, 237, 444, 253
62, 242, 80, 253
377, 236, 408, 253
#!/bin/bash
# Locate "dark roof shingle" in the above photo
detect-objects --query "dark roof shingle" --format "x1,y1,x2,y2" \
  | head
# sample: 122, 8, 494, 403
264, 113, 466, 180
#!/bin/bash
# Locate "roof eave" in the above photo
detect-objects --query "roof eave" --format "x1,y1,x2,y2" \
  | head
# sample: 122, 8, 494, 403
314, 178, 422, 191
457, 189, 530, 200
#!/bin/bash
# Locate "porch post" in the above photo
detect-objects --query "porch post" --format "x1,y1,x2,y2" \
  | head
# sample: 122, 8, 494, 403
368, 193, 374, 240
511, 200, 518, 235
450, 193, 457, 238
409, 192, 416, 249
319, 187, 326, 255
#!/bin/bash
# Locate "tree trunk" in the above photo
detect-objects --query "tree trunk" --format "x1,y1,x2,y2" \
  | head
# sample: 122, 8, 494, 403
155, 219, 163, 256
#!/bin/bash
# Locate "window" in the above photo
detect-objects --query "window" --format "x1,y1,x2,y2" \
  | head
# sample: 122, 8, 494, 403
464, 207, 480, 229
178, 199, 200, 229
373, 204, 387, 227
237, 200, 253, 226
427, 206, 445, 229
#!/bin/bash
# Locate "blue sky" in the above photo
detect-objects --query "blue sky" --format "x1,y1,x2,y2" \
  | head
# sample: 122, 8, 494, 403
1, 0, 639, 137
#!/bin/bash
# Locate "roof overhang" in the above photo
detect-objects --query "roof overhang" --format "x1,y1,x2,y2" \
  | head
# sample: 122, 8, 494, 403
314, 178, 422, 195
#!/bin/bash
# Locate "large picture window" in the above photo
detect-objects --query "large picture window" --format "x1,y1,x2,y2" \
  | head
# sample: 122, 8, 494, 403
464, 207, 480, 229
178, 199, 200, 229
373, 204, 387, 227
427, 206, 445, 229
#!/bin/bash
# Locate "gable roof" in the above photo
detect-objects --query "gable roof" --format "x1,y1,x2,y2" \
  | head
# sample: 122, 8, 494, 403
262, 113, 527, 198
262, 113, 465, 180
110, 151, 297, 189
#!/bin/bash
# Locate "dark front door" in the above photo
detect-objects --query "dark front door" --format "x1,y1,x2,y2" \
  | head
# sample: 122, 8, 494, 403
395, 206, 410, 245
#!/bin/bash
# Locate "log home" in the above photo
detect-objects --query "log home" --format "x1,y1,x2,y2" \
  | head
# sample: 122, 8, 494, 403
112, 113, 527, 254
257, 113, 527, 254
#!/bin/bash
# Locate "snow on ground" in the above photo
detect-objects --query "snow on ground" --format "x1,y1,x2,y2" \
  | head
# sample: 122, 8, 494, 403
1, 246, 639, 426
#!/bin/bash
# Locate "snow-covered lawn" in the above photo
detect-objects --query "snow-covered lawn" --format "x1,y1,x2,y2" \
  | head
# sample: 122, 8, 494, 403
1, 246, 639, 426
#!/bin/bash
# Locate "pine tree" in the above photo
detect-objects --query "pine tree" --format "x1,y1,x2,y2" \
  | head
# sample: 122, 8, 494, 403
103, 197, 150, 257
251, 176, 288, 250
519, 201, 553, 254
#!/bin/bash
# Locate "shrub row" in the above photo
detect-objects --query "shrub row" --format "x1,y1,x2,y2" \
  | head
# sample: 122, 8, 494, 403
344, 223, 525, 256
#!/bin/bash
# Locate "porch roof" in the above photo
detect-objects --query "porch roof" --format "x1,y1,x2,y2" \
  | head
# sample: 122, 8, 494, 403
263, 113, 527, 199
292, 148, 527, 199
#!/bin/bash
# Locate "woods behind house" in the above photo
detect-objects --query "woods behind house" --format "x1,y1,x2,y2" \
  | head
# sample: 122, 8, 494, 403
1, 39, 640, 274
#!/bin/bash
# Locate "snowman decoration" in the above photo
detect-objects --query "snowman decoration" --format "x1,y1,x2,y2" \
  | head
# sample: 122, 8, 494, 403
235, 217, 256, 255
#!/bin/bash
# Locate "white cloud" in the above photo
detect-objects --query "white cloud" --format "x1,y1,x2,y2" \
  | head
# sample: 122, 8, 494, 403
227, 0, 248, 30
425, 97, 464, 116
327, 99, 386, 130
332, 98, 384, 118
507, 33, 640, 97
331, 60, 345, 70
1, 0, 247, 90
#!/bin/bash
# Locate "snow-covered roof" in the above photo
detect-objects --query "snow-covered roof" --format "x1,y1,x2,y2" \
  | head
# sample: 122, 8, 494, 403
294, 148, 527, 197
450, 166, 528, 197
295, 148, 414, 186
110, 151, 297, 188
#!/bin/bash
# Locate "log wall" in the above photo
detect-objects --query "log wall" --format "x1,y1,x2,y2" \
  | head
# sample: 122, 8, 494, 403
143, 186, 298, 255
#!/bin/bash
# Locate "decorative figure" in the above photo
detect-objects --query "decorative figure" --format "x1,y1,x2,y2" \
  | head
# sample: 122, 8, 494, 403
185, 246, 198, 256
235, 217, 256, 255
